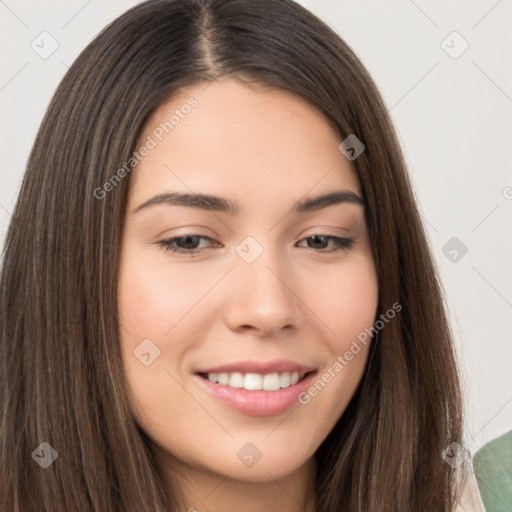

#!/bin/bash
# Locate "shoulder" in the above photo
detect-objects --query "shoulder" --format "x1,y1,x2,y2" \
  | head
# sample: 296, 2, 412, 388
453, 465, 486, 512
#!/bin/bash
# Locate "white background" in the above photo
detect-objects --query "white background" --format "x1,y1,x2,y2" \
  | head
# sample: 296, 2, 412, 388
1, 0, 511, 456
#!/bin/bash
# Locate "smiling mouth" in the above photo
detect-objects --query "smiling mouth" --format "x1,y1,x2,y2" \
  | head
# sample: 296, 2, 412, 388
197, 370, 316, 391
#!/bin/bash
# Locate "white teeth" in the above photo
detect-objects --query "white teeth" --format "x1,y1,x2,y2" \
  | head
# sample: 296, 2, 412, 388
204, 370, 308, 390
262, 373, 281, 391
244, 373, 263, 390
218, 372, 229, 385
228, 372, 244, 388
280, 371, 291, 388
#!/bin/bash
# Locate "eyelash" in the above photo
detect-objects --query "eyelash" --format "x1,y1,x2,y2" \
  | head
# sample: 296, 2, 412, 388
156, 234, 354, 255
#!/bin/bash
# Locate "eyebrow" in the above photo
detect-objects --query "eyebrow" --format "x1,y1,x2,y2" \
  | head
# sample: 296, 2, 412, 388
132, 189, 365, 215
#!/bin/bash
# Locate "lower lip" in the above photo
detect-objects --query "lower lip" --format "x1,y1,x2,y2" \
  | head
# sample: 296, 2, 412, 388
193, 372, 317, 416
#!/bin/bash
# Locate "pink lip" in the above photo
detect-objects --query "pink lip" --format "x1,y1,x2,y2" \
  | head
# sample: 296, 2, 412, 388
193, 370, 317, 417
195, 359, 316, 375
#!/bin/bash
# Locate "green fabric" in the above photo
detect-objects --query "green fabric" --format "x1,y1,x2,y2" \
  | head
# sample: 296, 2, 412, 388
474, 430, 512, 512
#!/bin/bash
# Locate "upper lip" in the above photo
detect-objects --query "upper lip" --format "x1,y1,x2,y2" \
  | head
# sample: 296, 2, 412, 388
195, 359, 317, 375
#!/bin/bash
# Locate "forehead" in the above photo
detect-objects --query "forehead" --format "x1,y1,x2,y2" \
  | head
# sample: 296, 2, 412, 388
128, 78, 361, 209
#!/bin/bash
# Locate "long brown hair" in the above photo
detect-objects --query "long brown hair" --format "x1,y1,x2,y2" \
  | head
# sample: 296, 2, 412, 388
0, 0, 465, 510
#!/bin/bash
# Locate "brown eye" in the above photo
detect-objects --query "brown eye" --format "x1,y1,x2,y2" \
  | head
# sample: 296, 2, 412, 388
157, 235, 219, 254
297, 235, 353, 252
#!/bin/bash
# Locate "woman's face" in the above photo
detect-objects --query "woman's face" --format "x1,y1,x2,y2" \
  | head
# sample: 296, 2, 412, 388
118, 78, 378, 483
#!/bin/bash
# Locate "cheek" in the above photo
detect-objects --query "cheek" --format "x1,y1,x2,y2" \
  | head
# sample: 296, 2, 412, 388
313, 254, 379, 349
117, 257, 197, 438
117, 248, 230, 426
117, 248, 220, 336
298, 256, 378, 439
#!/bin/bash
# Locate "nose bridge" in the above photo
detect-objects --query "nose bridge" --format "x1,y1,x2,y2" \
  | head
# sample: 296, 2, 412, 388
225, 236, 299, 333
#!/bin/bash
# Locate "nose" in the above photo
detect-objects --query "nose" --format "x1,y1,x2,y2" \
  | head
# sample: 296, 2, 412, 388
223, 248, 301, 336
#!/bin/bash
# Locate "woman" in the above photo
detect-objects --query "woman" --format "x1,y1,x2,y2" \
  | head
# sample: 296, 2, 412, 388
0, 0, 485, 510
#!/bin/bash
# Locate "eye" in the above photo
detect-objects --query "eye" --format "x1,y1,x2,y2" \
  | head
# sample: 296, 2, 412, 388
157, 235, 219, 255
156, 233, 354, 256
297, 235, 353, 252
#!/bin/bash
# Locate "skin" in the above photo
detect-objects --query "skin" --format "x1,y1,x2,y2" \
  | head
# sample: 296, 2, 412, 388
118, 77, 378, 512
